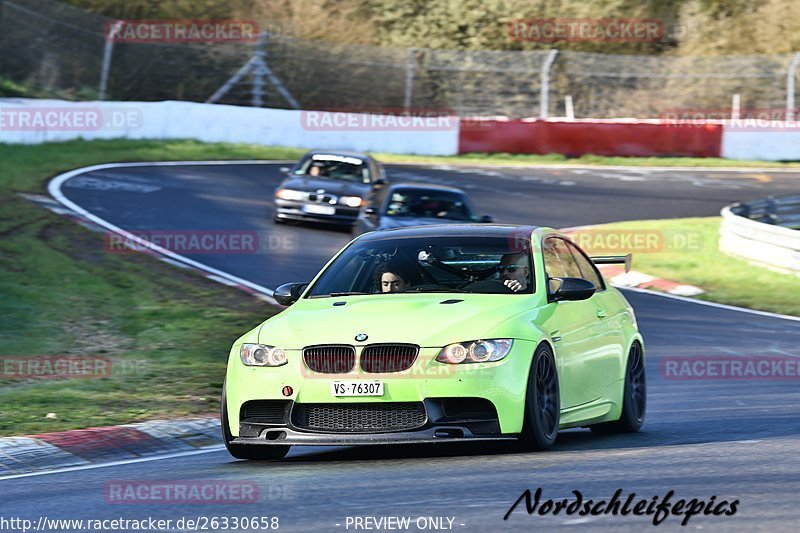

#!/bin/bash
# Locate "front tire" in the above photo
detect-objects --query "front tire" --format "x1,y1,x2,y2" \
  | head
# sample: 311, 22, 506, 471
221, 381, 290, 460
591, 341, 646, 434
519, 344, 560, 451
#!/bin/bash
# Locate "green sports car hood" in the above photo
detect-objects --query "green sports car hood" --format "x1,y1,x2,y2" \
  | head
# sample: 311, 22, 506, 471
258, 293, 541, 348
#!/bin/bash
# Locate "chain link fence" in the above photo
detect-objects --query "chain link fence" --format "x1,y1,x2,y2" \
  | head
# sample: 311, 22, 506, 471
1, 0, 799, 119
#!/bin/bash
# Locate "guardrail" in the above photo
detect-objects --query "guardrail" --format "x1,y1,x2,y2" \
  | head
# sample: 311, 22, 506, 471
720, 195, 800, 275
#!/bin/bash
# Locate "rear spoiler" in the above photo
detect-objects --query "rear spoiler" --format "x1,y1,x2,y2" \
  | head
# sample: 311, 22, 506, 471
590, 254, 632, 273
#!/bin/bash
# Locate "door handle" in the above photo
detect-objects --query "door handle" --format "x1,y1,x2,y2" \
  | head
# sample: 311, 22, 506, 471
596, 309, 607, 319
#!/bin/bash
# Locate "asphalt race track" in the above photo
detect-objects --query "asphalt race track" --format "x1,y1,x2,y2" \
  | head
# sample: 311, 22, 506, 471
3, 163, 800, 531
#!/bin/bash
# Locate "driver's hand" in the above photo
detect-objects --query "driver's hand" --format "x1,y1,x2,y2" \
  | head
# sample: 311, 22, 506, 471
503, 279, 523, 292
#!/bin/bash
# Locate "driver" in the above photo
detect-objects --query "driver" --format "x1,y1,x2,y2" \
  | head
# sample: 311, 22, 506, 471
498, 253, 530, 292
373, 262, 413, 293
308, 162, 325, 177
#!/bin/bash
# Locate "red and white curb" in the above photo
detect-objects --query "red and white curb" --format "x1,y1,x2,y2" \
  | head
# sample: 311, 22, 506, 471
597, 265, 705, 297
0, 417, 220, 478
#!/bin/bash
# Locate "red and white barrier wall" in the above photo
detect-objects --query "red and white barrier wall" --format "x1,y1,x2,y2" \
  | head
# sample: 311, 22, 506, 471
1, 99, 798, 161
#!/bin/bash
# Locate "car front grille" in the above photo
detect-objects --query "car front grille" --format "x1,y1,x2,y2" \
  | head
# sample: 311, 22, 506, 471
360, 344, 419, 373
303, 345, 356, 373
292, 402, 427, 433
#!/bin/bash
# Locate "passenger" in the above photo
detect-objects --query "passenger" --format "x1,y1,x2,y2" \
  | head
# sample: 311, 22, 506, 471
308, 162, 325, 177
498, 253, 530, 292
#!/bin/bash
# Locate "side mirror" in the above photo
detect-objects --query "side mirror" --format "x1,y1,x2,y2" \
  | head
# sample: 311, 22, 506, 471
372, 178, 387, 189
274, 282, 309, 306
480, 214, 494, 223
364, 207, 378, 216
550, 277, 596, 302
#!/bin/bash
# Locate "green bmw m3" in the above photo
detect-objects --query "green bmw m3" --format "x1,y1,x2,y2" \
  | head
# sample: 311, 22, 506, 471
222, 224, 645, 460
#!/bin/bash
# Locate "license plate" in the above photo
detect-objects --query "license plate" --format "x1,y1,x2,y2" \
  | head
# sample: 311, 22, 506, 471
303, 204, 336, 215
330, 381, 384, 397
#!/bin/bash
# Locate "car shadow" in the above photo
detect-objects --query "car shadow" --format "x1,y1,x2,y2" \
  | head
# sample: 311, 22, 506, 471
220, 411, 800, 467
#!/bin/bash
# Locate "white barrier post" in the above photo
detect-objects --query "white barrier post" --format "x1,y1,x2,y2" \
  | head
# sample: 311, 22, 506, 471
540, 49, 558, 119
99, 21, 122, 100
787, 52, 800, 122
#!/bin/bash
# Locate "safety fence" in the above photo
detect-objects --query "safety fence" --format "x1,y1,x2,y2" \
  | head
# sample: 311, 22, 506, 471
1, 0, 799, 120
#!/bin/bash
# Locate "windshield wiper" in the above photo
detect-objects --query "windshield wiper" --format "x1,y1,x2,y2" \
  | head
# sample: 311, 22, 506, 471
327, 291, 369, 297
403, 287, 466, 293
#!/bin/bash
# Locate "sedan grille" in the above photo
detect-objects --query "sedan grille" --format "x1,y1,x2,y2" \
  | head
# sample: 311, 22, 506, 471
292, 402, 427, 433
360, 344, 419, 373
303, 345, 356, 373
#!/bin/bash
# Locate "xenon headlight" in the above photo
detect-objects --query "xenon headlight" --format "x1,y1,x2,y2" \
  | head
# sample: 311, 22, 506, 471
436, 339, 513, 364
339, 196, 363, 207
275, 188, 305, 201
240, 343, 287, 367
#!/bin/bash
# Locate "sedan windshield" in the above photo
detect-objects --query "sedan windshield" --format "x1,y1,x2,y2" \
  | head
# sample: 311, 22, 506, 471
384, 189, 476, 221
298, 155, 369, 184
307, 235, 534, 296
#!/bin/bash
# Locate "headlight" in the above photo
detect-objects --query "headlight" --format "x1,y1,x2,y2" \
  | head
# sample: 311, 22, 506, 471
275, 188, 305, 201
436, 339, 513, 364
240, 343, 287, 367
339, 196, 363, 208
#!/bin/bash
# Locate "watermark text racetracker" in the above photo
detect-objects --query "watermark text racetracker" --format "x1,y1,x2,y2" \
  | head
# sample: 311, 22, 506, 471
563, 228, 704, 255
0, 355, 149, 379
0, 356, 110, 380
662, 355, 800, 380
104, 19, 264, 43
0, 107, 142, 132
509, 18, 664, 43
104, 230, 297, 255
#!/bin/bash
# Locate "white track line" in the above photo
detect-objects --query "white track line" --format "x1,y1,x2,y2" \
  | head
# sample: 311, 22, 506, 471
47, 161, 284, 301
47, 160, 800, 322
0, 446, 225, 481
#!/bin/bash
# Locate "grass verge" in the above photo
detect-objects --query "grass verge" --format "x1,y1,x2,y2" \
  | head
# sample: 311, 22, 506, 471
585, 217, 800, 316
0, 140, 306, 436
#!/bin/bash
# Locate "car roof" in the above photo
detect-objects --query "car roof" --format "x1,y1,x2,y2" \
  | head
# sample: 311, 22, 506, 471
305, 149, 372, 161
357, 224, 540, 242
386, 182, 466, 194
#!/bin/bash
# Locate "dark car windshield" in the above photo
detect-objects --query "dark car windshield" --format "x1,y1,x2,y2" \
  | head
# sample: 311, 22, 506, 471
307, 235, 534, 296
297, 155, 369, 184
384, 189, 476, 221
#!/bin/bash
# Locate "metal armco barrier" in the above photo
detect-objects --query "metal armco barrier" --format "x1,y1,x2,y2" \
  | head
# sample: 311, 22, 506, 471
720, 195, 800, 275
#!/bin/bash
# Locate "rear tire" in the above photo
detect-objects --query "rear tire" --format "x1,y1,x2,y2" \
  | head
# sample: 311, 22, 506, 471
519, 344, 560, 451
221, 381, 291, 460
591, 341, 646, 434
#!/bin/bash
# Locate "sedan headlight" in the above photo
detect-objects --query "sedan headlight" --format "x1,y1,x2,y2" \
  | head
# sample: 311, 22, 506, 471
436, 339, 513, 364
275, 188, 305, 201
339, 196, 363, 208
240, 343, 287, 367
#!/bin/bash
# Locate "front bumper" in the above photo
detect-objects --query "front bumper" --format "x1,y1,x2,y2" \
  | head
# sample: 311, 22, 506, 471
232, 427, 516, 446
274, 199, 359, 225
225, 341, 537, 442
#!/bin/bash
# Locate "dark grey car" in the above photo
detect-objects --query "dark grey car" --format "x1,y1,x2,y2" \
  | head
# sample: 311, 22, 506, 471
353, 183, 493, 236
273, 150, 387, 226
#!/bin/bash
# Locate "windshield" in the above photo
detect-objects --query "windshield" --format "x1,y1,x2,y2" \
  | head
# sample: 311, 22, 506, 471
384, 189, 475, 221
297, 155, 369, 184
307, 235, 534, 297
